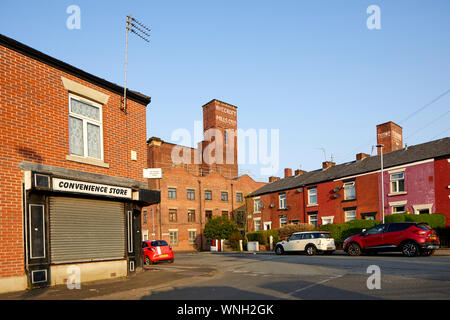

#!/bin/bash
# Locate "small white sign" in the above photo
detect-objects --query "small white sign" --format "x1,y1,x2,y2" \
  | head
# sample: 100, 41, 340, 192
143, 168, 162, 179
53, 178, 132, 199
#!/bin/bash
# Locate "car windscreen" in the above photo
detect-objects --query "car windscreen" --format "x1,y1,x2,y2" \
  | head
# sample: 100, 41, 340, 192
151, 240, 169, 247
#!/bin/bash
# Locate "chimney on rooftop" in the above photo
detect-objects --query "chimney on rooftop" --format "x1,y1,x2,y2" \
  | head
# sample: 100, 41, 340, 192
376, 121, 403, 154
356, 153, 370, 161
284, 168, 293, 178
294, 169, 307, 176
322, 161, 335, 170
269, 176, 281, 183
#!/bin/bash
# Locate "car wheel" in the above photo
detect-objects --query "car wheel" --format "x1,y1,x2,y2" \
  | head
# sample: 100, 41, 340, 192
347, 243, 361, 256
168, 259, 174, 264
401, 241, 419, 257
275, 245, 284, 255
420, 249, 435, 257
305, 245, 317, 256
144, 256, 152, 265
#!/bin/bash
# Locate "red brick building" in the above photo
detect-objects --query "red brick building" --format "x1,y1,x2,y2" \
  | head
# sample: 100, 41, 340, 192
142, 100, 265, 251
0, 35, 159, 293
248, 122, 450, 231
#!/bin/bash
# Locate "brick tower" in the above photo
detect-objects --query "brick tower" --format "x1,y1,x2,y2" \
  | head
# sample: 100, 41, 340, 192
376, 121, 403, 154
200, 99, 238, 178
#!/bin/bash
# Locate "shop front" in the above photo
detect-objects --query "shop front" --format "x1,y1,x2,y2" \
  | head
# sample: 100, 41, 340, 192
21, 162, 160, 288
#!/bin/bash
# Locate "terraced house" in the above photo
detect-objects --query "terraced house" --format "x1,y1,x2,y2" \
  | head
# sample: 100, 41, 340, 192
0, 34, 160, 293
247, 122, 450, 231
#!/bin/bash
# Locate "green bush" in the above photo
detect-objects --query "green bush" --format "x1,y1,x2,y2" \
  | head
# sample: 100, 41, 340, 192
385, 213, 446, 229
318, 220, 381, 242
246, 229, 280, 246
279, 223, 315, 240
229, 232, 243, 251
204, 217, 238, 240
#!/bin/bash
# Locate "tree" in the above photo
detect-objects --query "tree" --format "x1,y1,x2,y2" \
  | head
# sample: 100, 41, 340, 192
204, 217, 238, 240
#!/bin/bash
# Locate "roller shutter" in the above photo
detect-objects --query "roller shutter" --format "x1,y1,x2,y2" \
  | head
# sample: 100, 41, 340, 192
49, 197, 125, 264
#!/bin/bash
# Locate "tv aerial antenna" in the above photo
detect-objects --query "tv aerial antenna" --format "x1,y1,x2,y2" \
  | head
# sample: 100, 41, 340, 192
123, 15, 151, 114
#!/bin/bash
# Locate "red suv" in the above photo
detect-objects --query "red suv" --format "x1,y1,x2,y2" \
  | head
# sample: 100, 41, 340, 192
142, 240, 174, 265
343, 222, 440, 257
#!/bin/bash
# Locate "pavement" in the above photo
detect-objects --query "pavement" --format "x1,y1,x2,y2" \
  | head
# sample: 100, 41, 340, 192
0, 248, 449, 300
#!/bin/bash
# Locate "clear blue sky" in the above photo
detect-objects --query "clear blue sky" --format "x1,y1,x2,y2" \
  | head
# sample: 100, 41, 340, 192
1, 0, 449, 181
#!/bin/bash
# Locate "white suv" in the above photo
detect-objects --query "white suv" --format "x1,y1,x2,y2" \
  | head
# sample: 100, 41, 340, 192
275, 231, 336, 256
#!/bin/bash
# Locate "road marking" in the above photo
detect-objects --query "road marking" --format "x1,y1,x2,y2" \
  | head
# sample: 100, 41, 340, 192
286, 274, 346, 296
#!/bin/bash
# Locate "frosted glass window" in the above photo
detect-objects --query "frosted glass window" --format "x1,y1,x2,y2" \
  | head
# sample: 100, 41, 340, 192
69, 116, 84, 156
68, 95, 103, 160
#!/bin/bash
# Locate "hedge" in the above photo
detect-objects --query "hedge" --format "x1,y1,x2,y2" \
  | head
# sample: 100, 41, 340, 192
384, 213, 446, 229
246, 229, 279, 246
318, 220, 381, 242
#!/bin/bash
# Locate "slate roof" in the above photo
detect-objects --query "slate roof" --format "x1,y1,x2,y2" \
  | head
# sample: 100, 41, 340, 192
248, 137, 450, 198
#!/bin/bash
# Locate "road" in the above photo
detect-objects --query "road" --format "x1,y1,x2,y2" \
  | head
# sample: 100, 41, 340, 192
1, 252, 449, 300
99, 252, 450, 300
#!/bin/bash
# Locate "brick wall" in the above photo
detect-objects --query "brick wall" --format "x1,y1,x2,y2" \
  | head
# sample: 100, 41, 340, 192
0, 45, 148, 278
142, 167, 265, 251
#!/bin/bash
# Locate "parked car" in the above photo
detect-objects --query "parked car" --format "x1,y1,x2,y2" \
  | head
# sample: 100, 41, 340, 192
142, 240, 174, 264
275, 231, 336, 255
343, 222, 440, 257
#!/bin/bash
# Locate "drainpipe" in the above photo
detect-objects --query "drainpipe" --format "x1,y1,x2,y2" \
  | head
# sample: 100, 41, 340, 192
198, 179, 203, 250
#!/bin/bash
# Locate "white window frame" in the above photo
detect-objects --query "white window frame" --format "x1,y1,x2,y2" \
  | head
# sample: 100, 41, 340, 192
169, 230, 178, 246
254, 218, 261, 231
279, 215, 287, 227
392, 205, 406, 214
253, 197, 262, 213
308, 214, 318, 228
308, 188, 318, 205
188, 230, 197, 245
344, 210, 357, 222
321, 216, 334, 225
412, 204, 433, 215
263, 222, 272, 230
279, 193, 286, 209
68, 93, 104, 161
390, 172, 405, 194
343, 182, 356, 200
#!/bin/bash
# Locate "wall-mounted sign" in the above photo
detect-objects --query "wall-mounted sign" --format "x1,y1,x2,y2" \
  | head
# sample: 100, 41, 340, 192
143, 168, 162, 179
53, 178, 132, 199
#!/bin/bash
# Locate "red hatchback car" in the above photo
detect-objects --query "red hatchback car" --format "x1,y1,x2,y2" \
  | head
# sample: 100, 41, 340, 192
142, 240, 174, 265
344, 222, 440, 257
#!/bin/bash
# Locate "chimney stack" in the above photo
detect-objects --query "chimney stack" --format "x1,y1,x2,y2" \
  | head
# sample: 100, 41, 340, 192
376, 121, 403, 154
269, 176, 281, 183
356, 153, 370, 161
322, 161, 335, 170
294, 169, 307, 176
284, 168, 293, 178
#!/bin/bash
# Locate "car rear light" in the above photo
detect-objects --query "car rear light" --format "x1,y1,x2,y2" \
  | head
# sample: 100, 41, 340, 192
150, 248, 156, 253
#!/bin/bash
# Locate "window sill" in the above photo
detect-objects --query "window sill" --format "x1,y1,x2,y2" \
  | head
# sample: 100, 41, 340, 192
306, 204, 318, 208
388, 192, 407, 196
66, 155, 109, 168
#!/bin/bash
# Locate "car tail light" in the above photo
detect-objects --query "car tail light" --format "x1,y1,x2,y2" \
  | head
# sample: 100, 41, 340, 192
150, 248, 157, 253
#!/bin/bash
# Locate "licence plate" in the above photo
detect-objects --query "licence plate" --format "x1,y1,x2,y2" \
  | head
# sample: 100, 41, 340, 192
327, 247, 334, 250
159, 254, 168, 258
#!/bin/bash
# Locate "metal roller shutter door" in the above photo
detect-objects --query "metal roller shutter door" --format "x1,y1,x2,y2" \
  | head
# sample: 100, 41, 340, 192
49, 197, 125, 264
